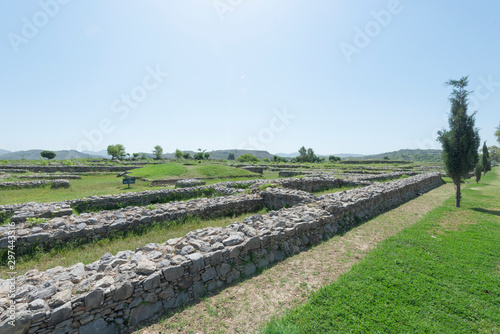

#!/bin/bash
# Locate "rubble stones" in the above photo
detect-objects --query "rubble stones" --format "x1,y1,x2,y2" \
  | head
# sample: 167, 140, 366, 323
175, 179, 206, 188
50, 179, 70, 189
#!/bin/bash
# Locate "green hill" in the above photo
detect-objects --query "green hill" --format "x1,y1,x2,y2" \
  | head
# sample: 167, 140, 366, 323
0, 149, 98, 160
351, 149, 443, 163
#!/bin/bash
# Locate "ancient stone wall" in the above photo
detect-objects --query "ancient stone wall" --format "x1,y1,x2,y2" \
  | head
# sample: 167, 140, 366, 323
0, 186, 241, 224
0, 180, 70, 190
0, 166, 137, 173
0, 173, 443, 334
18, 175, 82, 180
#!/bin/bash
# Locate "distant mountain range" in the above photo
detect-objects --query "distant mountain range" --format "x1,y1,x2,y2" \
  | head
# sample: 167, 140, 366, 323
0, 149, 274, 161
82, 150, 109, 157
0, 149, 99, 160
158, 149, 273, 160
348, 149, 443, 163
275, 152, 365, 158
0, 148, 443, 162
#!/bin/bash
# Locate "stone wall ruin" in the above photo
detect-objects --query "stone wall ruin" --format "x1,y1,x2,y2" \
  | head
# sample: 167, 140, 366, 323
0, 173, 444, 334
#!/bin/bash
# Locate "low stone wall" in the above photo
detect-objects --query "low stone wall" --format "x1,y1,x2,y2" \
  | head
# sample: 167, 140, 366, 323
51, 180, 70, 189
0, 186, 240, 224
0, 180, 59, 190
261, 188, 319, 209
352, 171, 418, 182
0, 169, 27, 174
339, 160, 412, 164
18, 175, 82, 180
241, 167, 264, 174
0, 173, 443, 334
150, 174, 259, 186
175, 179, 206, 188
0, 166, 138, 173
278, 170, 304, 177
69, 186, 239, 213
0, 173, 411, 225
0, 202, 74, 224
277, 176, 363, 192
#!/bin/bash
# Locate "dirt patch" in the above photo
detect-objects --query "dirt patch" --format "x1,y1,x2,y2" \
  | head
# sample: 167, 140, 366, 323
432, 210, 478, 234
137, 183, 453, 334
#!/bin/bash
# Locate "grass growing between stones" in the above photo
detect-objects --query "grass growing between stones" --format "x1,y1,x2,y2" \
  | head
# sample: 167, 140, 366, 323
0, 208, 269, 279
312, 185, 364, 196
262, 168, 500, 333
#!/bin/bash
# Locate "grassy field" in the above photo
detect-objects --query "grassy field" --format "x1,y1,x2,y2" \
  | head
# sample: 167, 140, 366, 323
129, 163, 259, 179
0, 175, 165, 205
0, 164, 273, 205
0, 208, 269, 279
262, 168, 500, 333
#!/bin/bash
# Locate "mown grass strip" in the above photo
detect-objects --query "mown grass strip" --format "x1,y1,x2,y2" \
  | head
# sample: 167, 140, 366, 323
262, 168, 500, 333
0, 208, 269, 279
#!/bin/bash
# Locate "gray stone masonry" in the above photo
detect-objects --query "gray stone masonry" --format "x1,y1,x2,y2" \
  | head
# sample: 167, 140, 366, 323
0, 173, 443, 334
175, 179, 206, 188
18, 175, 82, 180
0, 180, 70, 190
0, 172, 398, 224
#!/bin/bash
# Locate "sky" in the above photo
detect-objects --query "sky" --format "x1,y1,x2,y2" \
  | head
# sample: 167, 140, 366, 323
1, 0, 499, 156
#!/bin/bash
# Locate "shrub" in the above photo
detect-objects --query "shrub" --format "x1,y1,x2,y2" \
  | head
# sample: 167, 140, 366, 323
474, 162, 482, 183
237, 154, 259, 163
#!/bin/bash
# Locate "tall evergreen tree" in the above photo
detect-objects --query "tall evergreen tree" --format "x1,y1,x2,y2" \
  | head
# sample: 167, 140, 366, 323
474, 162, 482, 184
437, 76, 480, 207
496, 121, 500, 144
482, 141, 491, 175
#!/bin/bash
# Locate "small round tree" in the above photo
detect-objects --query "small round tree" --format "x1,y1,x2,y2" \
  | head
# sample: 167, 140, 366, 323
237, 154, 259, 163
174, 149, 183, 159
153, 145, 163, 160
40, 150, 56, 160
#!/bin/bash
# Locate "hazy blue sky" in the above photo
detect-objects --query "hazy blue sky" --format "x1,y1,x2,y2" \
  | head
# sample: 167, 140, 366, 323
1, 0, 499, 155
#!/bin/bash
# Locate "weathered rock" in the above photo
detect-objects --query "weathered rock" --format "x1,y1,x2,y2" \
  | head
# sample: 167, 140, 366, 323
129, 301, 162, 327
79, 318, 117, 334
162, 266, 184, 281
143, 273, 160, 291
48, 302, 72, 326
136, 259, 156, 275
0, 311, 31, 334
85, 289, 104, 311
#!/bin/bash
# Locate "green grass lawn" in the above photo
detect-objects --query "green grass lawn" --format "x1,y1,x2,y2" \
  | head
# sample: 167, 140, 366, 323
262, 167, 500, 333
129, 163, 259, 179
0, 175, 166, 205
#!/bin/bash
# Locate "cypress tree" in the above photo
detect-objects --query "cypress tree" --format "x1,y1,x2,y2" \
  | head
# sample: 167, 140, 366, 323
482, 141, 491, 175
437, 76, 481, 207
